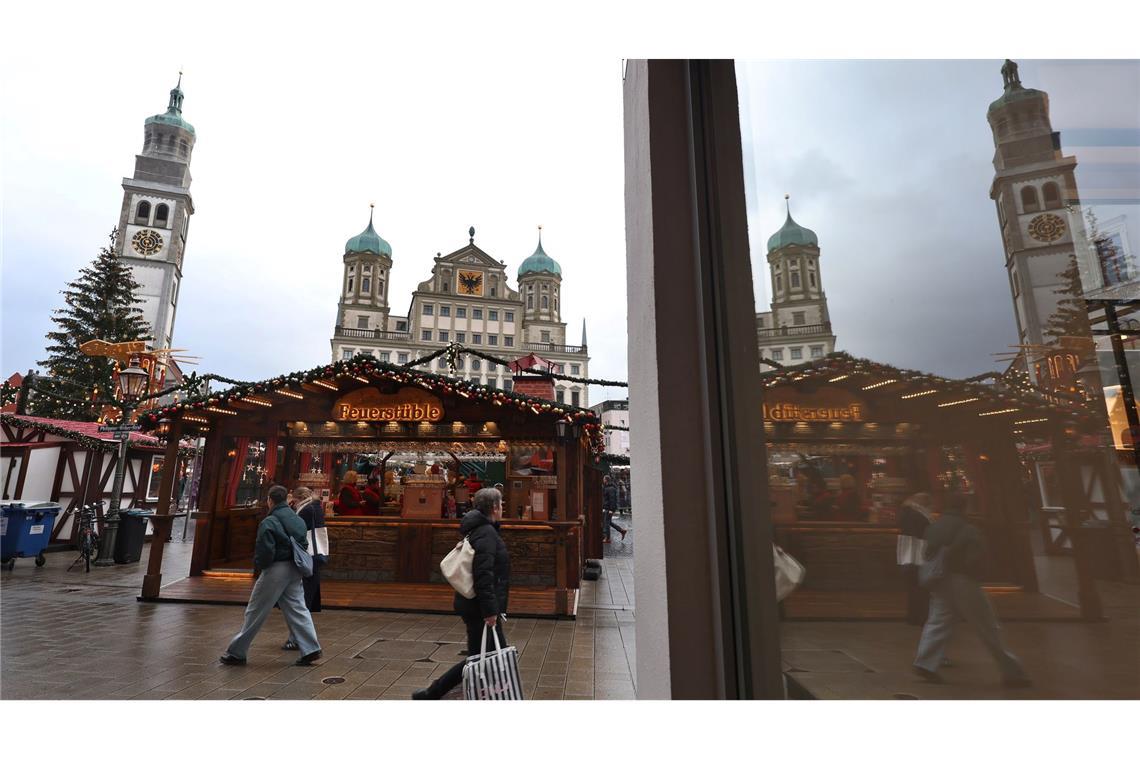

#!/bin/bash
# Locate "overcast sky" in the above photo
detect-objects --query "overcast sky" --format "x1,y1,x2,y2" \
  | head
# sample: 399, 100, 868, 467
2, 6, 1137, 400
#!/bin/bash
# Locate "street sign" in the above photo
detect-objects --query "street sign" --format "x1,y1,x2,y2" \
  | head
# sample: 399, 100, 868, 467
112, 431, 133, 440
98, 424, 142, 433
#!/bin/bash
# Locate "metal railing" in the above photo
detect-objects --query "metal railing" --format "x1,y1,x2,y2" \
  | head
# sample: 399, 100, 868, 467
334, 326, 413, 341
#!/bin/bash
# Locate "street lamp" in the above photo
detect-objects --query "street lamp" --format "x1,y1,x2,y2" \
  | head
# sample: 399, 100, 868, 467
94, 357, 150, 566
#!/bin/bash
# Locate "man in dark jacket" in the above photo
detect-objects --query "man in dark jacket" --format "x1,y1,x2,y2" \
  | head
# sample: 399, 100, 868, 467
219, 485, 322, 667
602, 475, 626, 543
414, 487, 511, 699
912, 494, 1029, 687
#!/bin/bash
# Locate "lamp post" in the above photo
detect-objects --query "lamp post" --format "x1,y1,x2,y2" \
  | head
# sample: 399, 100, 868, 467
94, 358, 150, 566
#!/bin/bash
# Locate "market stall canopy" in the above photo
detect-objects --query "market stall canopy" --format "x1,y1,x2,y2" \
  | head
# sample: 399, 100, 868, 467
1, 413, 172, 452
758, 352, 1103, 436
136, 355, 604, 452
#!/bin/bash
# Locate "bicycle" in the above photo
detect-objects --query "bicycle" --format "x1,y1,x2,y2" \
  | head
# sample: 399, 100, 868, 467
67, 502, 101, 573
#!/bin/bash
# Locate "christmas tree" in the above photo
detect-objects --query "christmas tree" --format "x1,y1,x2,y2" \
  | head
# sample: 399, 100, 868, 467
31, 229, 149, 420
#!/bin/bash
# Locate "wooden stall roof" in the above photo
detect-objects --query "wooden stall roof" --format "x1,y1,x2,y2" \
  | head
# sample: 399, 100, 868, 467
758, 352, 1102, 433
137, 355, 605, 453
1, 413, 170, 452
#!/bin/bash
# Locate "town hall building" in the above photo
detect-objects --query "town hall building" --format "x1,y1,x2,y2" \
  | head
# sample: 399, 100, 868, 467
329, 214, 591, 406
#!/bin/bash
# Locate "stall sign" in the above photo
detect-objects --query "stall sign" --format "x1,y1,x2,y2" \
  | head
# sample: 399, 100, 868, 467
333, 387, 444, 423
763, 402, 864, 423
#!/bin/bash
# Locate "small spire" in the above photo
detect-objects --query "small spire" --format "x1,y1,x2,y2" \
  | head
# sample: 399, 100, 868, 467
469, 226, 475, 243
784, 193, 791, 215
581, 319, 588, 347
369, 203, 375, 226
538, 224, 543, 243
177, 69, 183, 89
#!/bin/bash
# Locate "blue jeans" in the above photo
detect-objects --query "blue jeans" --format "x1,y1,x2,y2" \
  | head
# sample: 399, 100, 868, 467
914, 573, 1026, 680
225, 560, 321, 659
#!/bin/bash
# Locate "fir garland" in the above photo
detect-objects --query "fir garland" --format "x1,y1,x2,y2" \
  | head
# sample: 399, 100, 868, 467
138, 355, 607, 454
402, 342, 629, 388
0, 413, 159, 452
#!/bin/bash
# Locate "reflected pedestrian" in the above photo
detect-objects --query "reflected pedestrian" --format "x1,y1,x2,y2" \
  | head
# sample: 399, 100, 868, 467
912, 494, 1029, 687
219, 485, 322, 667
897, 492, 934, 625
413, 488, 511, 699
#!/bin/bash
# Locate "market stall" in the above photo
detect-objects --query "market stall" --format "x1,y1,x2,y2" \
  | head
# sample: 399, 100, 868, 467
759, 354, 1105, 620
136, 356, 604, 617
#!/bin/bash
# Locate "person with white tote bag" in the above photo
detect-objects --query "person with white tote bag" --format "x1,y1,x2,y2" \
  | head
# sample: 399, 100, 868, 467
414, 487, 516, 699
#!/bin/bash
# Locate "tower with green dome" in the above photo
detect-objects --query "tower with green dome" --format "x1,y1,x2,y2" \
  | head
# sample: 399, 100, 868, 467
755, 195, 837, 366
518, 227, 565, 341
113, 74, 197, 353
332, 205, 394, 348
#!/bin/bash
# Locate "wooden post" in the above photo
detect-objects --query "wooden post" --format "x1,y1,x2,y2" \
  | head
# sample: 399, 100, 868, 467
141, 421, 182, 599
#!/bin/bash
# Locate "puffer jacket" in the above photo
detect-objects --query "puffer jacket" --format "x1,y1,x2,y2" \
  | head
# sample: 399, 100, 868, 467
453, 509, 510, 619
923, 512, 985, 578
254, 504, 309, 571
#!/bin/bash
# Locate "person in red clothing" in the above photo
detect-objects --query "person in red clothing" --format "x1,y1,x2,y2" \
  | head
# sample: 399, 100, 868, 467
464, 472, 482, 494
362, 474, 383, 516
336, 470, 365, 516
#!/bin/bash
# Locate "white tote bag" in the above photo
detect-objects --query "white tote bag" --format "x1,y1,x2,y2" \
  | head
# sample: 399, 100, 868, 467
463, 625, 524, 701
773, 545, 806, 601
440, 537, 476, 599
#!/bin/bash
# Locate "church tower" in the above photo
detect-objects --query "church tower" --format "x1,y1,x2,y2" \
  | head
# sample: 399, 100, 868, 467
517, 228, 566, 346
987, 59, 1082, 365
114, 74, 196, 352
331, 205, 393, 358
756, 196, 837, 365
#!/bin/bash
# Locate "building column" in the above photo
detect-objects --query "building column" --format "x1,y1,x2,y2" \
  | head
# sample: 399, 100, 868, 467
624, 59, 782, 699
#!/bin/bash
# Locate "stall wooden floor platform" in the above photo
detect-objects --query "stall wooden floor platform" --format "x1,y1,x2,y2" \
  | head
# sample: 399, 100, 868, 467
149, 573, 577, 619
783, 589, 1082, 622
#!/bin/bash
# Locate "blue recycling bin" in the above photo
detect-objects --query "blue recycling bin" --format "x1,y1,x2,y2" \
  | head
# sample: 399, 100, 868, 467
1, 501, 61, 569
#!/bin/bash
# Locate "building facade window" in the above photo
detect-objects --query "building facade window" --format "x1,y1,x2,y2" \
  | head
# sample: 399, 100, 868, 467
357, 316, 369, 329
423, 303, 434, 315
422, 330, 432, 341
556, 389, 565, 403
347, 278, 354, 293
473, 334, 482, 345
358, 349, 373, 357
505, 311, 514, 322
810, 345, 824, 358
398, 352, 409, 364
792, 311, 805, 326
135, 200, 151, 223
571, 390, 580, 406
541, 330, 551, 342
440, 305, 450, 317
396, 320, 407, 332
488, 335, 498, 346
438, 358, 448, 369
439, 330, 450, 342
342, 348, 353, 360
504, 336, 514, 347
542, 295, 549, 309
380, 351, 391, 362
504, 379, 512, 393
570, 364, 580, 375
1042, 181, 1062, 209
362, 277, 371, 293
456, 331, 466, 342
155, 203, 169, 225
790, 347, 803, 360
456, 307, 467, 318
472, 359, 482, 371
772, 348, 784, 361
1021, 185, 1040, 213
487, 378, 497, 389
489, 310, 498, 321
473, 308, 483, 319
527, 295, 534, 308
790, 272, 801, 288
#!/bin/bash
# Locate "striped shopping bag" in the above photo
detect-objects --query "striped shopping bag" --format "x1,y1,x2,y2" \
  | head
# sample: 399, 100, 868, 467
462, 625, 524, 700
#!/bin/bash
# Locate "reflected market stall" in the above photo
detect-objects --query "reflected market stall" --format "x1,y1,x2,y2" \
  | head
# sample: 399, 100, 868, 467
760, 354, 1107, 621
137, 356, 604, 618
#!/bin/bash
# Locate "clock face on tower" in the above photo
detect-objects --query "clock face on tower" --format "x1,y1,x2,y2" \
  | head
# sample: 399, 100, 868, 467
1028, 213, 1066, 243
457, 270, 484, 296
131, 229, 164, 256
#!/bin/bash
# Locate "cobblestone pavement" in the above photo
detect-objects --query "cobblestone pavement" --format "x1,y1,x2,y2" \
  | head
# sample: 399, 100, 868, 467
1, 524, 637, 700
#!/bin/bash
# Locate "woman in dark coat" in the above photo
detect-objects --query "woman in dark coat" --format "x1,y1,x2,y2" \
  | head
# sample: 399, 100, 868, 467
283, 486, 328, 650
413, 487, 511, 699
